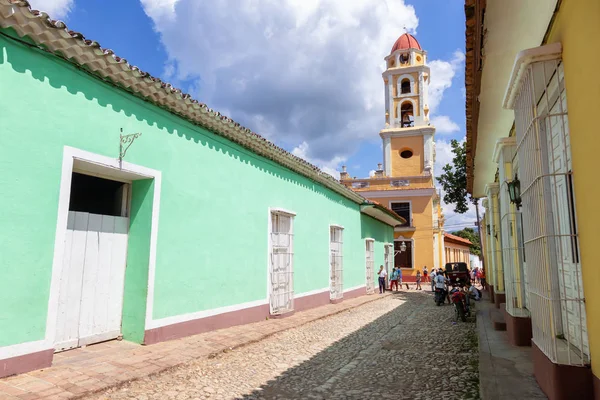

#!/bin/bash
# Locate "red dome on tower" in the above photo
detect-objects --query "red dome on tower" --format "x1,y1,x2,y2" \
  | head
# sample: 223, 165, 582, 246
390, 33, 422, 53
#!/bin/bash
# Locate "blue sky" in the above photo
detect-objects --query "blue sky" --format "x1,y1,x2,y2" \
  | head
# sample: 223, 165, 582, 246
31, 0, 476, 230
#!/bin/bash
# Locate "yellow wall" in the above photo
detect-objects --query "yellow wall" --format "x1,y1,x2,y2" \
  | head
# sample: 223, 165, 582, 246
445, 241, 471, 268
370, 195, 434, 276
390, 135, 424, 176
547, 0, 600, 377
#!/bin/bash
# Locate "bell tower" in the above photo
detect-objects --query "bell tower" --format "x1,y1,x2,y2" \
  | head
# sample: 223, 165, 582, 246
381, 33, 435, 177
340, 32, 444, 276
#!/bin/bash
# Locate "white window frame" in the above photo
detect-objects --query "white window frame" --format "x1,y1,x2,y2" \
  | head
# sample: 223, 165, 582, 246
267, 208, 295, 315
397, 73, 415, 96
365, 238, 375, 294
329, 225, 344, 300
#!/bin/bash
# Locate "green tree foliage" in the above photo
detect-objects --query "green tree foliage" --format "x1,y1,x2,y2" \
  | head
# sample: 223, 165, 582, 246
436, 139, 475, 214
452, 227, 481, 256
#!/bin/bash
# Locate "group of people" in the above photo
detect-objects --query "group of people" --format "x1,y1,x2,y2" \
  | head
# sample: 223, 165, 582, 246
377, 265, 409, 294
376, 265, 484, 304
470, 266, 487, 289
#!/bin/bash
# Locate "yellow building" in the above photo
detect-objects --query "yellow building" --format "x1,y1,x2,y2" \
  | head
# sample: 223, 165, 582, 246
341, 33, 444, 280
443, 233, 472, 269
465, 0, 600, 398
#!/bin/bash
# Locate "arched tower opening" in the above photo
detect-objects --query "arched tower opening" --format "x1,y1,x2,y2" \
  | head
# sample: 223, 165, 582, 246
401, 102, 414, 127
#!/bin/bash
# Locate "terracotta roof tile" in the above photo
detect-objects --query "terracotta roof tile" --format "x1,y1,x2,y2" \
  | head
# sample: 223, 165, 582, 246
444, 232, 473, 246
390, 33, 422, 53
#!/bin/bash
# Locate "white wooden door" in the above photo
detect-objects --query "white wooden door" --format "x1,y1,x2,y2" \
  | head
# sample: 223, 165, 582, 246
365, 240, 375, 294
270, 213, 294, 315
384, 244, 393, 289
55, 211, 129, 351
329, 227, 343, 300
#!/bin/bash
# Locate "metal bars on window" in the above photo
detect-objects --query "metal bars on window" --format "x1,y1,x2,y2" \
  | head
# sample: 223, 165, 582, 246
330, 226, 344, 300
270, 212, 294, 315
365, 240, 375, 294
513, 59, 588, 365
500, 183, 528, 317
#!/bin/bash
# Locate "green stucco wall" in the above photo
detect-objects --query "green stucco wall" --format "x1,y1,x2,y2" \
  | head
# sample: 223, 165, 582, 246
0, 30, 393, 348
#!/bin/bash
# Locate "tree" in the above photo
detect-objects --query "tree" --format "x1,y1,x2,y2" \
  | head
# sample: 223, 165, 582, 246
452, 227, 481, 256
436, 139, 475, 214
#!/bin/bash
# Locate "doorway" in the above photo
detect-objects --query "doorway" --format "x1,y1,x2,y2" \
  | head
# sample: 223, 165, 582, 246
55, 172, 130, 351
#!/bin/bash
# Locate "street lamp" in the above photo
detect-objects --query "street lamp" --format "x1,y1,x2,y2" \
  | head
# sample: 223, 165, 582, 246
394, 241, 407, 256
507, 174, 522, 210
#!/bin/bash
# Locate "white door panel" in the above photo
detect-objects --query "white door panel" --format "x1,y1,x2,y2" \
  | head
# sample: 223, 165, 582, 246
55, 211, 129, 352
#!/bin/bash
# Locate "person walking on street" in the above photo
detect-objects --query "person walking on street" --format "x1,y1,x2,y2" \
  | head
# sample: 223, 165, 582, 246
390, 266, 400, 292
480, 269, 487, 290
430, 269, 437, 292
378, 265, 387, 294
423, 266, 429, 283
415, 270, 422, 290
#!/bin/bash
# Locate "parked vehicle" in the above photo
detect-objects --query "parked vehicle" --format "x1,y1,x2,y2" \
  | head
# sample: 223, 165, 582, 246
444, 262, 471, 287
434, 287, 446, 306
450, 285, 470, 322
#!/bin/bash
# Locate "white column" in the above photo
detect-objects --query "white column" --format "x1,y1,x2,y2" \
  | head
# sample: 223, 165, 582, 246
384, 79, 389, 125
416, 70, 424, 126
388, 78, 395, 127
383, 136, 392, 176
423, 133, 433, 173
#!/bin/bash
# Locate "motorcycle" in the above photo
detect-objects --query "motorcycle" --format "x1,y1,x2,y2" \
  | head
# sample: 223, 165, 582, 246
450, 287, 471, 322
434, 287, 446, 306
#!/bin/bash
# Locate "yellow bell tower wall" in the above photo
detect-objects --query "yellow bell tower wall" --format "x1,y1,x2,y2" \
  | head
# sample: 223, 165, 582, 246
390, 136, 424, 176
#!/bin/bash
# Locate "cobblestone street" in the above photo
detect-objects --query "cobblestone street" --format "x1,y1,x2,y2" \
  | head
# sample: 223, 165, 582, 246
89, 291, 479, 400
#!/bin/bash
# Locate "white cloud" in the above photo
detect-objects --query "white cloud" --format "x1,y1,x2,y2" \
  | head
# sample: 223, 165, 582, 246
139, 0, 463, 179
430, 115, 460, 134
140, 0, 180, 23
428, 50, 465, 113
291, 141, 345, 179
27, 0, 74, 20
427, 50, 465, 136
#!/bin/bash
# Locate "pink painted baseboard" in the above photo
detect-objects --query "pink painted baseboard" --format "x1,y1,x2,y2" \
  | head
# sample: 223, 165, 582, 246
144, 287, 369, 345
0, 349, 54, 379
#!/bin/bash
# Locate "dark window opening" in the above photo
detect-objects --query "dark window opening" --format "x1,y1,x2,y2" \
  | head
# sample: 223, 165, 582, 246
69, 172, 128, 217
394, 240, 413, 269
391, 202, 410, 227
400, 150, 413, 159
400, 53, 409, 64
567, 172, 579, 263
518, 212, 526, 263
401, 102, 414, 127
401, 79, 411, 94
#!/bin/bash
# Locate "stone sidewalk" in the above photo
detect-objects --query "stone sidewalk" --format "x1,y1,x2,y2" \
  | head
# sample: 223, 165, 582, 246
0, 293, 391, 400
476, 295, 547, 399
